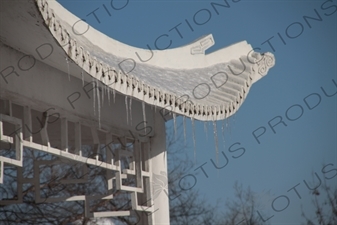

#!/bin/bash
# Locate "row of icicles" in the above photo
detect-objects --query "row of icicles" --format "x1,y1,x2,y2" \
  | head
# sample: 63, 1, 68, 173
66, 59, 235, 165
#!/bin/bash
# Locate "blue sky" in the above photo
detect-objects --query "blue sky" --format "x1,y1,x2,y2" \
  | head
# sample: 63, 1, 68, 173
58, 0, 337, 224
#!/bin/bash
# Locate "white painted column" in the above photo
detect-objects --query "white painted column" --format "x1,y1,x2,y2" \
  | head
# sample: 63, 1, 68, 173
149, 112, 170, 225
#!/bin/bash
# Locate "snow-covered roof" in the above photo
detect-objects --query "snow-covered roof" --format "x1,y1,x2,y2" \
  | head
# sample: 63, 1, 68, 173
0, 0, 275, 121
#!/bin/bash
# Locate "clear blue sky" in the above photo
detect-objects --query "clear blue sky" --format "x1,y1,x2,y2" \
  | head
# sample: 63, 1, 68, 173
58, 0, 337, 224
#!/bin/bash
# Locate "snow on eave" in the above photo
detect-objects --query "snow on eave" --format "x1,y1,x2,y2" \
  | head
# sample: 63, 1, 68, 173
35, 0, 275, 121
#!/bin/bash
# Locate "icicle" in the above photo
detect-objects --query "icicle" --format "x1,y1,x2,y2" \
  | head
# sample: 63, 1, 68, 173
125, 96, 129, 125
93, 78, 96, 116
142, 102, 146, 133
104, 84, 107, 106
81, 69, 84, 86
221, 119, 225, 144
154, 94, 157, 113
65, 57, 70, 81
101, 83, 105, 106
183, 116, 187, 145
232, 114, 237, 127
204, 121, 208, 140
173, 113, 177, 140
228, 117, 232, 134
129, 97, 132, 125
107, 87, 111, 106
96, 80, 101, 129
213, 121, 219, 166
81, 60, 85, 86
191, 117, 196, 163
113, 89, 116, 103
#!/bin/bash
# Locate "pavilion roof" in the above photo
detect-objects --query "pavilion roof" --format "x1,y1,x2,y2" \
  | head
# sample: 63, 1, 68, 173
1, 0, 275, 121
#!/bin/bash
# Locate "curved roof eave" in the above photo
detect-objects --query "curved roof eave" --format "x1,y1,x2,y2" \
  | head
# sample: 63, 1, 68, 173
1, 0, 275, 121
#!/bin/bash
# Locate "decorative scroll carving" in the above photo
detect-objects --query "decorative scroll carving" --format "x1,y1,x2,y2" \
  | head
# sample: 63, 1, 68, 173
257, 52, 276, 76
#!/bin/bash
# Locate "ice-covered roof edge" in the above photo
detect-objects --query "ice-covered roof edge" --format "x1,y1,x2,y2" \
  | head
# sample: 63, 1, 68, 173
35, 0, 275, 121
